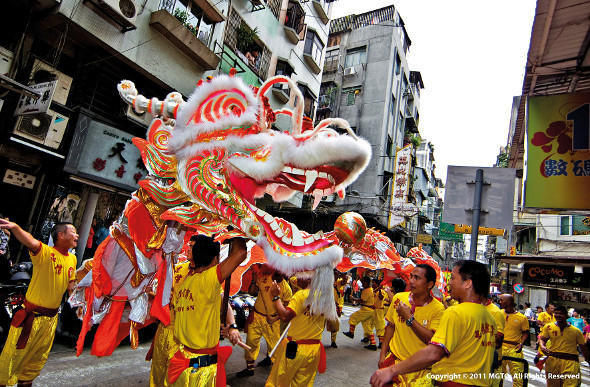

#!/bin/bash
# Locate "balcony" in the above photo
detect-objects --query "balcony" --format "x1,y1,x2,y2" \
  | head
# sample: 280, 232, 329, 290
311, 0, 330, 24
150, 9, 220, 70
272, 84, 290, 103
317, 94, 334, 112
217, 44, 262, 87
284, 1, 306, 44
323, 58, 338, 73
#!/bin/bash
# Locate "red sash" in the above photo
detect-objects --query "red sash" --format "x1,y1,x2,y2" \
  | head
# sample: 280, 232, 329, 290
379, 354, 401, 386
168, 344, 232, 385
11, 300, 59, 349
287, 337, 326, 373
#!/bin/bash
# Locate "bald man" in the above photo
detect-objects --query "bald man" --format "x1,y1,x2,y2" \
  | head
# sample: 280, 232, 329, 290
499, 294, 529, 387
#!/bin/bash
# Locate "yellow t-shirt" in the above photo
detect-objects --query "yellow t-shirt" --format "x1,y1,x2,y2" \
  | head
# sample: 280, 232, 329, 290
170, 261, 190, 324
289, 276, 301, 294
541, 323, 585, 355
360, 287, 374, 309
385, 292, 445, 361
286, 288, 325, 341
174, 265, 221, 349
27, 243, 77, 309
537, 311, 556, 326
502, 310, 529, 344
485, 302, 505, 336
382, 289, 391, 307
253, 274, 292, 315
374, 288, 384, 309
430, 303, 497, 386
335, 278, 345, 307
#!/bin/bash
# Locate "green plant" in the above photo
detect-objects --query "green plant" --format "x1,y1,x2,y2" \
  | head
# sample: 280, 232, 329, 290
173, 8, 188, 24
235, 25, 259, 53
410, 136, 421, 148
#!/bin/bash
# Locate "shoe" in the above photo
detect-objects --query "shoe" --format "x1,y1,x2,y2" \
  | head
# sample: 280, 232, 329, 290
237, 368, 254, 377
361, 337, 369, 343
331, 342, 338, 348
378, 343, 382, 349
343, 331, 354, 339
364, 344, 377, 351
258, 356, 272, 367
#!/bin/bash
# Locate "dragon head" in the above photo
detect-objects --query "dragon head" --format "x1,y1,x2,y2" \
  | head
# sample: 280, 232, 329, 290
119, 73, 371, 275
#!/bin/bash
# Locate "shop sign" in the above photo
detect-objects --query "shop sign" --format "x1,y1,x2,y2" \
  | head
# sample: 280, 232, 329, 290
14, 81, 56, 115
388, 145, 412, 228
416, 233, 432, 244
524, 92, 590, 211
523, 263, 590, 289
65, 120, 146, 191
453, 224, 504, 236
3, 169, 36, 189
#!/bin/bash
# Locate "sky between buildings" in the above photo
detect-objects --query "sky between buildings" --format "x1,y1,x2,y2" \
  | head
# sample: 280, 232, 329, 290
331, 0, 537, 183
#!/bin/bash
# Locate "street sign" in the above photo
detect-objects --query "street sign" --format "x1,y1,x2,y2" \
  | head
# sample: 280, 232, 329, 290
513, 283, 524, 294
454, 224, 504, 236
443, 166, 516, 230
14, 80, 56, 115
438, 222, 464, 242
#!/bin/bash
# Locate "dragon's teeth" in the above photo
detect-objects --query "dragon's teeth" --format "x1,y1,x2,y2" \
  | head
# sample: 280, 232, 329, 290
292, 168, 305, 175
312, 195, 322, 210
275, 229, 284, 238
264, 213, 273, 223
319, 172, 328, 179
283, 166, 293, 173
304, 236, 314, 244
304, 170, 318, 192
270, 221, 279, 230
291, 223, 304, 246
282, 236, 292, 244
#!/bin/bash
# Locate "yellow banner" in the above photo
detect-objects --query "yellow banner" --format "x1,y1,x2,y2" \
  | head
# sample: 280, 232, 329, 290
454, 224, 504, 236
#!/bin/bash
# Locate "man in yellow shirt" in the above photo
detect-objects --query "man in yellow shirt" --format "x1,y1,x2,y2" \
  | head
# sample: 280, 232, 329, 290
168, 235, 246, 386
485, 297, 505, 387
0, 220, 78, 387
499, 293, 529, 387
539, 305, 590, 387
537, 303, 556, 330
266, 277, 327, 386
237, 265, 292, 377
378, 264, 445, 386
370, 260, 497, 387
327, 271, 345, 348
344, 277, 376, 348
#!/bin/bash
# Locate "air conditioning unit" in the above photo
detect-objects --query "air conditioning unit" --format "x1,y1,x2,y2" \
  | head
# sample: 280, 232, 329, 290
343, 67, 357, 77
90, 0, 138, 31
13, 109, 69, 149
30, 59, 73, 106
124, 105, 154, 127
0, 47, 14, 76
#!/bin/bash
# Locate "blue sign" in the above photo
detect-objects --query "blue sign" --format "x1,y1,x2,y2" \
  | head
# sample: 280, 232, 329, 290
513, 283, 524, 294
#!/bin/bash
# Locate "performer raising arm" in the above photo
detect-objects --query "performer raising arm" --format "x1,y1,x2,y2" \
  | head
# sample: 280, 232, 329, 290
0, 219, 78, 387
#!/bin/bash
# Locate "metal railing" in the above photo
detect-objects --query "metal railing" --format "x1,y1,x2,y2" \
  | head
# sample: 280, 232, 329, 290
501, 356, 529, 387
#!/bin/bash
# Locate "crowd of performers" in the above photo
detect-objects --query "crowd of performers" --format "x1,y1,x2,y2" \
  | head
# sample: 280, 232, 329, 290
2, 218, 590, 387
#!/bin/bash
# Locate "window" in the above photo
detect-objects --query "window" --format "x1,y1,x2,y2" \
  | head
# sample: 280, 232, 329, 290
170, 0, 216, 45
324, 49, 339, 69
328, 34, 341, 47
304, 30, 324, 65
560, 215, 590, 235
343, 87, 360, 106
285, 0, 305, 35
297, 84, 317, 118
394, 53, 401, 75
390, 93, 396, 115
275, 59, 294, 78
344, 47, 366, 68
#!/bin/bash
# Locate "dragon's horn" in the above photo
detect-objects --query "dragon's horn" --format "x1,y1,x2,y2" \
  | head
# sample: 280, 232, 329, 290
118, 80, 185, 119
257, 76, 304, 134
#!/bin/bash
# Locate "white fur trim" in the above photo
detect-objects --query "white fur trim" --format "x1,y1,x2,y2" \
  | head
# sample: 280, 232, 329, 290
256, 238, 343, 276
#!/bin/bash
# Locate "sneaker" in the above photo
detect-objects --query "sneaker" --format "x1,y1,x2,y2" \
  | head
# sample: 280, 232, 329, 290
330, 342, 338, 348
361, 337, 369, 343
258, 356, 272, 367
364, 344, 377, 351
343, 331, 354, 339
237, 368, 254, 377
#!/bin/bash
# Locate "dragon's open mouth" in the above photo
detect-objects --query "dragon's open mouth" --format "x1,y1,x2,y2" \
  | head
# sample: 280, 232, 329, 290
228, 162, 352, 254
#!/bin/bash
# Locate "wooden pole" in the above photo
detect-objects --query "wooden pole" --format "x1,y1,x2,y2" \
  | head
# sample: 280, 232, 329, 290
220, 239, 233, 326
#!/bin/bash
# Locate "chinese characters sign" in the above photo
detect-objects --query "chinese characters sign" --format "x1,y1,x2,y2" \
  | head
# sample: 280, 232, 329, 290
65, 120, 145, 191
14, 81, 56, 116
525, 92, 590, 210
3, 169, 36, 189
388, 145, 412, 228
